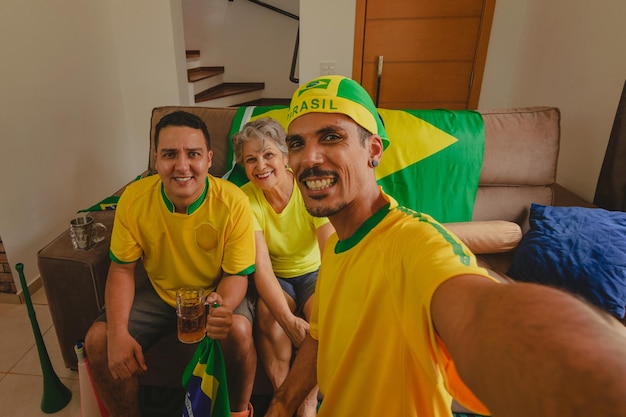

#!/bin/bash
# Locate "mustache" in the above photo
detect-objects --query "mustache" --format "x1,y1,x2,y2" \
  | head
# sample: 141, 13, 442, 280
298, 167, 337, 182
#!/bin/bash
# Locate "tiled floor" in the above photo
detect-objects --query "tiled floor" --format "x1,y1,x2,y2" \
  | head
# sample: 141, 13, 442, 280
0, 288, 82, 417
0, 288, 273, 417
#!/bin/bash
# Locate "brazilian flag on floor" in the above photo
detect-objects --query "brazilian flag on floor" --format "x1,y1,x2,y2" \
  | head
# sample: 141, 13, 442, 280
228, 105, 485, 223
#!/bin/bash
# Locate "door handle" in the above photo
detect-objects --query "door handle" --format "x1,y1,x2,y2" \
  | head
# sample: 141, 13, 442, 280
375, 55, 383, 107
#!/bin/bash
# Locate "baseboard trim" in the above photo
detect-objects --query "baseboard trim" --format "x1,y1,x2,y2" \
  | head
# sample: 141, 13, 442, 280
0, 275, 42, 304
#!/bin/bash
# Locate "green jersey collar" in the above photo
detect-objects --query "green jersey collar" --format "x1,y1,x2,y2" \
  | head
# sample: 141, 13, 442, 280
161, 176, 209, 215
335, 203, 391, 254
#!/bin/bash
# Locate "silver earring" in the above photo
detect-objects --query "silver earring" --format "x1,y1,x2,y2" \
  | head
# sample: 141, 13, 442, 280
371, 160, 379, 168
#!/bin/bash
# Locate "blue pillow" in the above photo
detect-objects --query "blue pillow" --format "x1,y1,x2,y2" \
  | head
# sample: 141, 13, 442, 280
508, 203, 626, 318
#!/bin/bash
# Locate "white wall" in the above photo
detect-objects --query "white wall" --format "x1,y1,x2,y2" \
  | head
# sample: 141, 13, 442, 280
299, 0, 357, 83
108, 0, 190, 170
299, 0, 626, 202
479, 0, 626, 201
0, 0, 187, 291
182, 0, 300, 98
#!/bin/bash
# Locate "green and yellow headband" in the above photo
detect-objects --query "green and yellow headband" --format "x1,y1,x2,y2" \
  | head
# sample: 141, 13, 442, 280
287, 75, 389, 149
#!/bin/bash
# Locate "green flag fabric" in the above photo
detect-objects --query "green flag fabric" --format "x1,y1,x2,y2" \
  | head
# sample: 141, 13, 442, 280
78, 195, 120, 212
227, 105, 484, 222
78, 174, 145, 213
375, 109, 484, 222
182, 337, 230, 417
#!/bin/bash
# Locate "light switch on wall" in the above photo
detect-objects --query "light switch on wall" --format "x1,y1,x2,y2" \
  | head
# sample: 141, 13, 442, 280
320, 61, 336, 75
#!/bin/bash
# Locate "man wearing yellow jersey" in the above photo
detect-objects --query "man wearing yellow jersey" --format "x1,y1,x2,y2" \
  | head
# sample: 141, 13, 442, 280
264, 75, 626, 417
85, 111, 256, 417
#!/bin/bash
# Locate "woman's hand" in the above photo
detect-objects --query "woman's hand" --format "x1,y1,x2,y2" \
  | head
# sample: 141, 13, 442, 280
281, 314, 310, 348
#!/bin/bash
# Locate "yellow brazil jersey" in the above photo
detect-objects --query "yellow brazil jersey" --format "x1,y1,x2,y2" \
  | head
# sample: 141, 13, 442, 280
110, 174, 256, 307
310, 193, 495, 417
241, 176, 328, 278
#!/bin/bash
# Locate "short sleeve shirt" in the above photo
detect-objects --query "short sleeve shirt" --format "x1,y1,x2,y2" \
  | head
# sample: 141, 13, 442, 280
110, 174, 256, 307
310, 193, 495, 417
241, 177, 328, 278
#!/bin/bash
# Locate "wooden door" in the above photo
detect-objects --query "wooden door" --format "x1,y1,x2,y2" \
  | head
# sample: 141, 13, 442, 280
353, 0, 495, 109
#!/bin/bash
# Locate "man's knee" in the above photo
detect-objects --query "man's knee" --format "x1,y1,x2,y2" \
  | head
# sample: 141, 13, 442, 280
232, 314, 253, 339
223, 315, 254, 353
85, 321, 107, 361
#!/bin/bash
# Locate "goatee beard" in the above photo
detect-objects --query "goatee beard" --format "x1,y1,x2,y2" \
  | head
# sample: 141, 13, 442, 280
306, 201, 347, 218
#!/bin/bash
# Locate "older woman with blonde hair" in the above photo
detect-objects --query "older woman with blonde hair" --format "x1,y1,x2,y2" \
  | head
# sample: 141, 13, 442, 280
232, 118, 334, 416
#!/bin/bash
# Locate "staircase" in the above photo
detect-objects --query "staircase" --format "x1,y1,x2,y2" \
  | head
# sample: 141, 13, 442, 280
186, 50, 290, 107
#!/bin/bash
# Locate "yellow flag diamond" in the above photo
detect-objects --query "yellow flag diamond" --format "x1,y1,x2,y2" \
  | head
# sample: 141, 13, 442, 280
246, 107, 457, 181
375, 109, 458, 180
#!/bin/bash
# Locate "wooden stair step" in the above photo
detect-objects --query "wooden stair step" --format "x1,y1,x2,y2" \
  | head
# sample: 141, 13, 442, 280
237, 98, 292, 106
186, 49, 200, 59
187, 66, 224, 82
195, 82, 265, 103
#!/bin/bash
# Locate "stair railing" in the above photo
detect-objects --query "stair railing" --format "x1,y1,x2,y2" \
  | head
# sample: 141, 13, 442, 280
229, 0, 299, 83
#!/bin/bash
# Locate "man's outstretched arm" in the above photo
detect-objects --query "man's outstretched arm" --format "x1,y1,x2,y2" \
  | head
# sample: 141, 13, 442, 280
264, 334, 319, 417
432, 275, 626, 417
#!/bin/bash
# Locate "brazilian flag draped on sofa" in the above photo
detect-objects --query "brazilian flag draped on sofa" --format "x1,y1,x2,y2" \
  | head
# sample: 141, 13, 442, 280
227, 105, 484, 223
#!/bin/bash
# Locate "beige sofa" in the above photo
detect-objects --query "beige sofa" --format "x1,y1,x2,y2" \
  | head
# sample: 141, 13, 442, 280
38, 105, 592, 398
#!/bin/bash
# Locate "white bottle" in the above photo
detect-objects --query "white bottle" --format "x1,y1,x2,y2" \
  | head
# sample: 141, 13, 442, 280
74, 342, 108, 417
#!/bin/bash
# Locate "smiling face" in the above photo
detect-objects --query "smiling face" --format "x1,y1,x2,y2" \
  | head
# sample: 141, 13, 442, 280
154, 125, 213, 213
286, 112, 383, 220
242, 136, 290, 191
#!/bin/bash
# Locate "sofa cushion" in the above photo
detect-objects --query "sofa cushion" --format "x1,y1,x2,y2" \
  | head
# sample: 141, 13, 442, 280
479, 107, 560, 187
507, 203, 626, 318
472, 107, 560, 230
445, 220, 522, 255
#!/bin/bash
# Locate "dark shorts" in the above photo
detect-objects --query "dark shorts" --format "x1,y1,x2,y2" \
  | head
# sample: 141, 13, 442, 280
276, 270, 318, 316
94, 277, 256, 351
